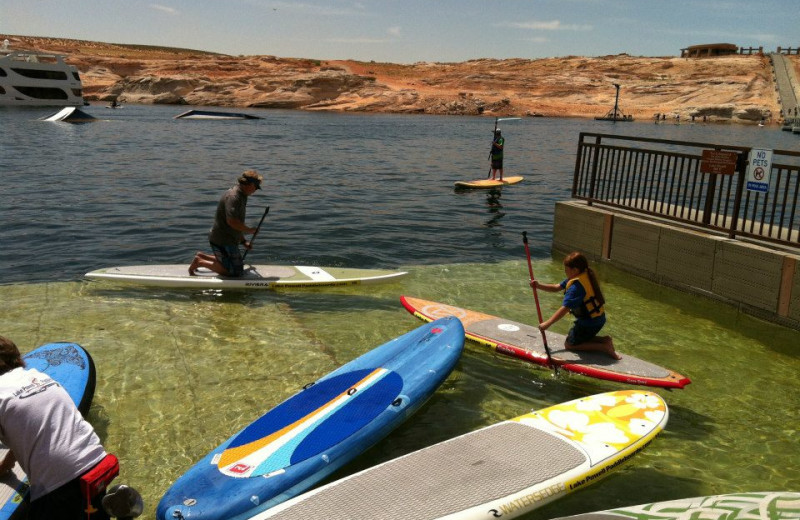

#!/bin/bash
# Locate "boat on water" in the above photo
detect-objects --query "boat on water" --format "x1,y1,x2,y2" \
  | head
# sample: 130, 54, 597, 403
0, 41, 84, 106
594, 82, 634, 122
174, 109, 262, 120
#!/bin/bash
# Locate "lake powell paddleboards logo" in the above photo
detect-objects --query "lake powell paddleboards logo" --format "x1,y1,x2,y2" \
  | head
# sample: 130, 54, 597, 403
14, 376, 59, 399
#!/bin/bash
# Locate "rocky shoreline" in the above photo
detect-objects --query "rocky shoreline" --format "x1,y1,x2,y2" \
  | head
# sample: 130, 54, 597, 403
6, 35, 798, 123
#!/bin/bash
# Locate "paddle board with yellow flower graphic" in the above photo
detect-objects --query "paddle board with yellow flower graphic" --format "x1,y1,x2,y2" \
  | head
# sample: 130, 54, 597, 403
249, 390, 668, 520
401, 296, 691, 389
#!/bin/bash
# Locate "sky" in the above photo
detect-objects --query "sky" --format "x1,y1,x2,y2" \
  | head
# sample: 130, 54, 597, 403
3, 0, 798, 63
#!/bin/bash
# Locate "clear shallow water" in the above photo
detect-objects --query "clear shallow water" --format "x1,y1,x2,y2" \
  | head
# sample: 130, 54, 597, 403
1, 106, 799, 519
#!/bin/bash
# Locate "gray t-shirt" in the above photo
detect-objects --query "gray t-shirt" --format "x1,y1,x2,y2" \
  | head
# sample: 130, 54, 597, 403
208, 185, 248, 246
0, 367, 106, 499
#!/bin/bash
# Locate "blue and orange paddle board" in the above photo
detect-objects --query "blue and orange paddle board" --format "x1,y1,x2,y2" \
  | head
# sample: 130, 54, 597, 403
0, 342, 97, 520
156, 317, 465, 520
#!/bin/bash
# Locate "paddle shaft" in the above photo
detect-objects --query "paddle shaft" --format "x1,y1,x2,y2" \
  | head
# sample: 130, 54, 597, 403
241, 206, 269, 261
522, 232, 557, 369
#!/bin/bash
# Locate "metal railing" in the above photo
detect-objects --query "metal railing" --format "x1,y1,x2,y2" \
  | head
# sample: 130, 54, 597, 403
572, 133, 800, 246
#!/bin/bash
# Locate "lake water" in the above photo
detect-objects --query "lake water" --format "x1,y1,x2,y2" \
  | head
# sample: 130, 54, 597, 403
1, 105, 799, 519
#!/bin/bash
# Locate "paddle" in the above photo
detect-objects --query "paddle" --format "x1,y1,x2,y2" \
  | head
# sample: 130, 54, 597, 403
522, 231, 558, 374
241, 206, 269, 262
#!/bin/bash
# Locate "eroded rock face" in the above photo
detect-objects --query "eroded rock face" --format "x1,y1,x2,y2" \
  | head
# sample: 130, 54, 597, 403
4, 35, 793, 122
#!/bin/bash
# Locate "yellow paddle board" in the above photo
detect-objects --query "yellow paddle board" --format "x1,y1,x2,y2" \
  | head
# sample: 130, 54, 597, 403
454, 176, 524, 189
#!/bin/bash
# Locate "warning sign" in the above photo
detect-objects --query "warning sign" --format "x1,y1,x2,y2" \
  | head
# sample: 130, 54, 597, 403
746, 149, 773, 193
700, 149, 738, 175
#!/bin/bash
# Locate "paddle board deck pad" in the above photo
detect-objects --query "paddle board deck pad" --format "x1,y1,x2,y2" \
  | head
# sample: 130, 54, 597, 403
85, 265, 407, 289
454, 176, 524, 189
549, 491, 800, 520
0, 343, 96, 520
401, 296, 690, 389
156, 317, 465, 520
250, 389, 668, 520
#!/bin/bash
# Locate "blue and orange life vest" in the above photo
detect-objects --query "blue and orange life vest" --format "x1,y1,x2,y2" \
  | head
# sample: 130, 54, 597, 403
565, 272, 604, 319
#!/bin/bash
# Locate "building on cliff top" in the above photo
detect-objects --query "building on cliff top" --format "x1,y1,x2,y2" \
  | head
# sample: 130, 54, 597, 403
680, 43, 739, 58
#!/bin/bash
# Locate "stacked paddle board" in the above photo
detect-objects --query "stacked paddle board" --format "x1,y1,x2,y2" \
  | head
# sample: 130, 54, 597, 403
454, 175, 524, 189
550, 491, 800, 520
249, 389, 668, 520
85, 264, 407, 290
0, 343, 96, 520
156, 317, 465, 520
401, 296, 690, 389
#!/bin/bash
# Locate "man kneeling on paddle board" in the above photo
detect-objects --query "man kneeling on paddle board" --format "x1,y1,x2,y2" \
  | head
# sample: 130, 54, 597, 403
190, 170, 263, 277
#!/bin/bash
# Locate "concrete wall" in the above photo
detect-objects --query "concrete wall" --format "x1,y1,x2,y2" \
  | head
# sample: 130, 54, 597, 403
552, 201, 800, 329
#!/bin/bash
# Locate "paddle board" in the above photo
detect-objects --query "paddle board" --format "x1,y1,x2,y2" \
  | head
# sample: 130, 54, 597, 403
401, 296, 690, 389
250, 389, 668, 520
550, 491, 800, 520
85, 264, 407, 289
156, 317, 465, 520
454, 176, 524, 189
0, 342, 96, 520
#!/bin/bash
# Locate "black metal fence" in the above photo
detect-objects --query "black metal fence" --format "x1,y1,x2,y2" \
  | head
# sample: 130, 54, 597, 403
572, 133, 800, 246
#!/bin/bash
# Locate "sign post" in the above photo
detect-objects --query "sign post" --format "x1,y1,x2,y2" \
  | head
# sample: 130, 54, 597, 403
745, 148, 773, 193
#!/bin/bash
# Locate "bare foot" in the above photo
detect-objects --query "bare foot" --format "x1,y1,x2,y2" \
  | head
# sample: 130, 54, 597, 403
606, 338, 622, 360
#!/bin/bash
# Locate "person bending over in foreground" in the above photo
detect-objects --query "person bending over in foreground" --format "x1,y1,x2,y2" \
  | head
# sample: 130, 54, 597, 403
190, 169, 263, 277
0, 336, 114, 519
532, 252, 622, 360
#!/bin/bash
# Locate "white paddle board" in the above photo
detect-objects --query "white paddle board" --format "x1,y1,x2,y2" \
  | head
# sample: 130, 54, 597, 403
250, 389, 668, 520
85, 265, 407, 289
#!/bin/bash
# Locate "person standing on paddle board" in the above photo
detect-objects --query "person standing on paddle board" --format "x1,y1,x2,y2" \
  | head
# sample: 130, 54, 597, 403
0, 336, 114, 520
189, 170, 263, 277
532, 252, 622, 360
489, 128, 504, 181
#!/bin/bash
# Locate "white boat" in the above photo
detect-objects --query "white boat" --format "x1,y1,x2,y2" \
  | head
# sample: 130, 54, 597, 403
0, 42, 84, 106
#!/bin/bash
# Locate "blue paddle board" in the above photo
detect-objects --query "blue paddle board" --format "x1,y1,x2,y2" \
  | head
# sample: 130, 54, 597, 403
156, 316, 465, 520
0, 342, 97, 520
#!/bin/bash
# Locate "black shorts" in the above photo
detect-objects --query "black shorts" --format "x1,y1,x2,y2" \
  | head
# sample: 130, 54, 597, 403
491, 158, 503, 169
30, 478, 109, 520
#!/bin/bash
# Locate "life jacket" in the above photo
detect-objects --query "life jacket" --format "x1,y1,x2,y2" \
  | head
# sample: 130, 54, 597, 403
565, 272, 604, 319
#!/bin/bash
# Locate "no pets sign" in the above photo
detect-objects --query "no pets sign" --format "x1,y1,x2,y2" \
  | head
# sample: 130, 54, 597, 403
745, 148, 773, 193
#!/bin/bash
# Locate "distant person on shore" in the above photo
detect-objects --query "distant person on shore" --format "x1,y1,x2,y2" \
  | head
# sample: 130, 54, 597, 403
189, 170, 263, 277
489, 128, 504, 181
531, 252, 621, 360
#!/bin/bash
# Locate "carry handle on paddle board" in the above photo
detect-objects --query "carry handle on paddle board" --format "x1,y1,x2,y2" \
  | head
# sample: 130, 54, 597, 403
522, 231, 557, 372
242, 206, 269, 262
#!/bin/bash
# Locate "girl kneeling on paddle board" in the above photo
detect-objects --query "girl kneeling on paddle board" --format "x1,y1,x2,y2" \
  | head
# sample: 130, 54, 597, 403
532, 252, 621, 360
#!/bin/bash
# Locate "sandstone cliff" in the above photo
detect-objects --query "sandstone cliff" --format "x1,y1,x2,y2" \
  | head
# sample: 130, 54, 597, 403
5, 35, 798, 123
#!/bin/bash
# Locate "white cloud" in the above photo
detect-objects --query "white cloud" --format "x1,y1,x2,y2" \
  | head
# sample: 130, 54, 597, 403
150, 4, 178, 15
388, 26, 401, 37
503, 19, 592, 31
